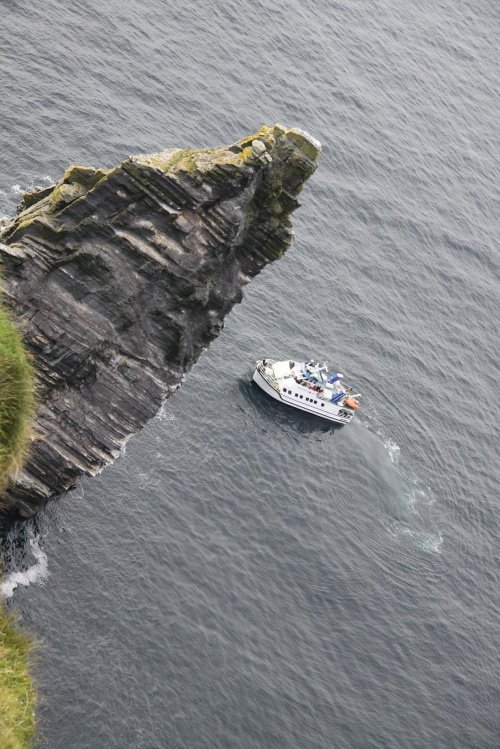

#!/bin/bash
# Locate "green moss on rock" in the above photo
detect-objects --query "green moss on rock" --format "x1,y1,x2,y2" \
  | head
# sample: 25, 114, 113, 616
63, 165, 110, 190
286, 128, 321, 160
20, 185, 55, 211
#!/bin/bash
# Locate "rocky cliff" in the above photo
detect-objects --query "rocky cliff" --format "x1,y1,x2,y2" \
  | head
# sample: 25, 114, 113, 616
0, 125, 320, 518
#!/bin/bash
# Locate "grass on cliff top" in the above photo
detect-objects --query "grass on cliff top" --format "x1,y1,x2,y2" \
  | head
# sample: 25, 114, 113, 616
0, 269, 38, 748
0, 604, 37, 748
0, 303, 35, 490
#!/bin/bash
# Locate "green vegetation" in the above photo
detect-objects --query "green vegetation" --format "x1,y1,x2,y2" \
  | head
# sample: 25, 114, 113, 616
0, 302, 36, 491
0, 604, 37, 748
0, 289, 37, 747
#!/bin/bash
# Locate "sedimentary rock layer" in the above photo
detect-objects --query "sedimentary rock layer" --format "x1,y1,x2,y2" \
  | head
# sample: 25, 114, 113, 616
0, 125, 320, 517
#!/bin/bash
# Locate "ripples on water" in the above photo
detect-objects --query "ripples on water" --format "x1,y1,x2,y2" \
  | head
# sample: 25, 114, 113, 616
1, 0, 499, 746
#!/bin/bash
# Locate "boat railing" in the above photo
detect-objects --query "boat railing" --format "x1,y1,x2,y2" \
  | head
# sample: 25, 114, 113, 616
258, 362, 280, 392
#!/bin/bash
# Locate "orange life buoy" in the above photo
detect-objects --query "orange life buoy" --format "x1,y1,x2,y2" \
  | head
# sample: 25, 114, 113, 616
345, 397, 359, 409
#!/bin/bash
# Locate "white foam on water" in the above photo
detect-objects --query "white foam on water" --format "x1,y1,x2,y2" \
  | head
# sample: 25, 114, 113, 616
154, 404, 181, 438
137, 470, 152, 489
373, 427, 401, 464
155, 404, 176, 423
1, 532, 49, 598
418, 531, 443, 554
390, 522, 443, 554
383, 438, 400, 464
402, 488, 419, 514
1, 177, 54, 206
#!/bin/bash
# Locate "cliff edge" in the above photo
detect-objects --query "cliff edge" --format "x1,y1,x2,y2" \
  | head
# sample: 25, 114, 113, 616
0, 125, 320, 518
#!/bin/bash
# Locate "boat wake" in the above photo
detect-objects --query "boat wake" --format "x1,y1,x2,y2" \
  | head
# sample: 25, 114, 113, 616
0, 531, 49, 598
382, 437, 400, 464
360, 415, 442, 553
381, 438, 442, 554
389, 523, 443, 554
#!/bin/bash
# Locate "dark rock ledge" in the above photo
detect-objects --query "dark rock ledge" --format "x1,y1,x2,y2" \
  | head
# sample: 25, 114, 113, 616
0, 125, 320, 518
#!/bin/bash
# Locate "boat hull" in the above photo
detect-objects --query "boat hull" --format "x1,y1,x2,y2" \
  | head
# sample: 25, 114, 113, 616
252, 367, 282, 400
252, 366, 351, 424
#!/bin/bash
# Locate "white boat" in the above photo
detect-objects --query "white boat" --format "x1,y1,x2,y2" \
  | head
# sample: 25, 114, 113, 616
252, 358, 360, 424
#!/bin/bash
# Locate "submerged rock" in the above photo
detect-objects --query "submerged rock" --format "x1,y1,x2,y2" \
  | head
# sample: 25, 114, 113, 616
0, 125, 320, 518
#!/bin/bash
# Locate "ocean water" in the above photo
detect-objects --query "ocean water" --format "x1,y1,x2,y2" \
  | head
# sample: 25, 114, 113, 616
1, 0, 499, 746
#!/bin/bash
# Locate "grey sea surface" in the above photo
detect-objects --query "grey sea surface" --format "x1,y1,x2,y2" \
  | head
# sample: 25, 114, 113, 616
1, 0, 499, 746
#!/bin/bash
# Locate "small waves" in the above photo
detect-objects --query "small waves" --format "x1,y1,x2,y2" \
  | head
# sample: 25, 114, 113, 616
1, 531, 49, 598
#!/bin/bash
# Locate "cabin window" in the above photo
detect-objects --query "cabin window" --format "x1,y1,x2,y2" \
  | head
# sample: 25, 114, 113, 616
295, 393, 298, 397
300, 395, 303, 399
314, 401, 317, 404
321, 403, 325, 407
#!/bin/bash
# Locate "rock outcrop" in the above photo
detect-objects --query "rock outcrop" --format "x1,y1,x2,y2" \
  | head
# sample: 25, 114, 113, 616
0, 125, 320, 518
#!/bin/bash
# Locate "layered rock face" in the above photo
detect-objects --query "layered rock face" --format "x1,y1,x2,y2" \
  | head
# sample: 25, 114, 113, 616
0, 125, 320, 518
